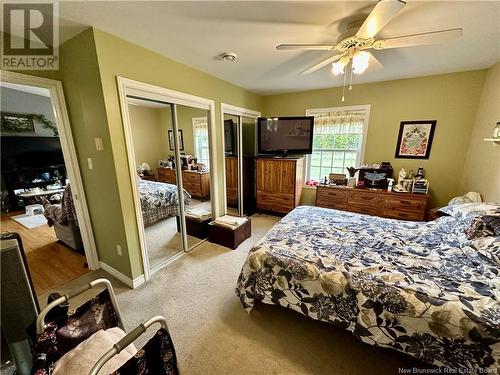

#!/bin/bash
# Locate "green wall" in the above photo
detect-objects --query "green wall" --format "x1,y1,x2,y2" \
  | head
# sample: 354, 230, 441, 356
5, 29, 135, 277
263, 70, 487, 207
92, 28, 263, 278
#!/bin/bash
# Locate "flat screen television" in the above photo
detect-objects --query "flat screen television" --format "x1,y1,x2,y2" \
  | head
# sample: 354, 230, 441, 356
224, 119, 236, 156
258, 116, 314, 155
1, 136, 64, 170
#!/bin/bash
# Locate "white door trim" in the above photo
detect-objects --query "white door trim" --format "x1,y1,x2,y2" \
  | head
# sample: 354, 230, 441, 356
116, 76, 217, 281
1, 70, 99, 269
220, 103, 261, 216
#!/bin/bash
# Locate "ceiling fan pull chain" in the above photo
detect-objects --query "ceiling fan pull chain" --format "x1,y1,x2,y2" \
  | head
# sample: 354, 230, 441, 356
341, 69, 347, 102
349, 62, 354, 90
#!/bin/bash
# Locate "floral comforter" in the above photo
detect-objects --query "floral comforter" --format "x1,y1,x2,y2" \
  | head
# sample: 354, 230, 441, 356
235, 205, 500, 370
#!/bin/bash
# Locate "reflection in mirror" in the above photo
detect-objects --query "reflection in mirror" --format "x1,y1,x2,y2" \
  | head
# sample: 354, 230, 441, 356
241, 116, 257, 216
127, 98, 212, 271
223, 114, 239, 216
127, 97, 184, 269
172, 104, 211, 250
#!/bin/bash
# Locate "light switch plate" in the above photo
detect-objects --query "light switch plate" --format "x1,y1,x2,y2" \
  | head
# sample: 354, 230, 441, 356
87, 157, 93, 170
95, 137, 104, 151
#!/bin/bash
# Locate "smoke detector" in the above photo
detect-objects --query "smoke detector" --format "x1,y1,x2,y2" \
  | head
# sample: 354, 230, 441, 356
221, 52, 237, 61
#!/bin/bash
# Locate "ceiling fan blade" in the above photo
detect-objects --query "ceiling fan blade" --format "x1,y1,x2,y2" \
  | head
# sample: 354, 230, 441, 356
367, 52, 384, 71
356, 0, 406, 39
374, 28, 463, 49
276, 44, 335, 51
300, 54, 344, 75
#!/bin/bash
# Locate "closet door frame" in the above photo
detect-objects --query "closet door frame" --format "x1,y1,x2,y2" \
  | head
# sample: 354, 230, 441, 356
117, 77, 217, 281
220, 103, 260, 216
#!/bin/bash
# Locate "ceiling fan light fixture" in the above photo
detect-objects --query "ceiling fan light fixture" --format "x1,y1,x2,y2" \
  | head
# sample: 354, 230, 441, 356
352, 51, 370, 74
332, 55, 350, 76
331, 61, 345, 76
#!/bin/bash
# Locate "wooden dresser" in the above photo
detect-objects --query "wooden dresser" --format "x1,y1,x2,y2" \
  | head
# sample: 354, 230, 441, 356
315, 185, 429, 221
225, 157, 238, 206
256, 158, 303, 214
157, 167, 210, 200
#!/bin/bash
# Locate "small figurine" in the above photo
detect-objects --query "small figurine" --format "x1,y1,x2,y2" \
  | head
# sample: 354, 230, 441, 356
416, 167, 425, 179
387, 178, 394, 192
393, 168, 407, 192
346, 166, 359, 188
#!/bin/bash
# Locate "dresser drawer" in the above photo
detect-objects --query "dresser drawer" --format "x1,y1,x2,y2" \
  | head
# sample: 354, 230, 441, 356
158, 175, 176, 184
316, 187, 348, 202
257, 191, 294, 213
386, 196, 427, 210
383, 208, 424, 221
348, 204, 382, 217
226, 188, 238, 204
348, 191, 383, 206
158, 169, 176, 182
183, 172, 200, 183
317, 201, 347, 211
184, 183, 201, 196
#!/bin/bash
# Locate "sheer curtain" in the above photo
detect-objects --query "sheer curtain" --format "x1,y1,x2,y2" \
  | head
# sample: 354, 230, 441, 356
307, 108, 367, 181
313, 110, 365, 135
193, 117, 209, 167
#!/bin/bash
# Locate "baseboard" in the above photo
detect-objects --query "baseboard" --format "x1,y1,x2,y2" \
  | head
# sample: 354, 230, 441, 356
99, 261, 145, 289
132, 274, 146, 288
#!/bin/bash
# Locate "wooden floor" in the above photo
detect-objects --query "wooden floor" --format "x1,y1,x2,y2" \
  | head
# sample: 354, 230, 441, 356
1, 211, 89, 296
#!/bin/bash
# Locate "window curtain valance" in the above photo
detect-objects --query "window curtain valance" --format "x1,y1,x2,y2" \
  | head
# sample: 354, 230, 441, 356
193, 117, 208, 136
312, 110, 366, 135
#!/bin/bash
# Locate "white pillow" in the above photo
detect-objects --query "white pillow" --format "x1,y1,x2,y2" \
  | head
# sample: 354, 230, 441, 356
53, 327, 137, 375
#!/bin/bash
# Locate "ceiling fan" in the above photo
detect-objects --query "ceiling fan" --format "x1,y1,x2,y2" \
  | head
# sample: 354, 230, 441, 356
276, 0, 463, 79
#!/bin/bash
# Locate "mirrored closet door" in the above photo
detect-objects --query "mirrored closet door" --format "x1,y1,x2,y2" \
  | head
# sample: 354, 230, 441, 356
125, 95, 212, 275
222, 107, 260, 217
223, 114, 240, 216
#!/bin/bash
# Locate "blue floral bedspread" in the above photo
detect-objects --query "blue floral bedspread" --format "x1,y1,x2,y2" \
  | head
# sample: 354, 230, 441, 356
235, 205, 500, 370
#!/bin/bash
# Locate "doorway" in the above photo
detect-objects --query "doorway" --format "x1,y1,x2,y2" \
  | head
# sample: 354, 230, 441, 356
117, 77, 217, 279
0, 72, 98, 300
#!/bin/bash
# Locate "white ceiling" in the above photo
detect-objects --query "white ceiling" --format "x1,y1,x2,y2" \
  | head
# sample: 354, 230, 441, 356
58, 1, 500, 95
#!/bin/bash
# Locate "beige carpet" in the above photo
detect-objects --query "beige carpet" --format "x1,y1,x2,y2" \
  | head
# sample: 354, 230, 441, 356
40, 213, 426, 375
144, 199, 209, 268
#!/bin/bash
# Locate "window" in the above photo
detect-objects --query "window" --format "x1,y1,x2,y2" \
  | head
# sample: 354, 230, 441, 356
305, 106, 370, 182
192, 117, 210, 167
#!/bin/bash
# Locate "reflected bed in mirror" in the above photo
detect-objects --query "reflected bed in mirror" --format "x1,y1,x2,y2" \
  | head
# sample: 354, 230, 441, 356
127, 98, 213, 270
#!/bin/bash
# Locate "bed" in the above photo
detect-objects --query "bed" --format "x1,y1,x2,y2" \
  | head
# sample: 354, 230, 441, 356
235, 204, 500, 370
137, 179, 191, 226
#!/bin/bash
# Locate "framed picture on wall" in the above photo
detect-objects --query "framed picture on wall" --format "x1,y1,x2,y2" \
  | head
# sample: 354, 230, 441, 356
168, 129, 184, 151
1, 112, 35, 134
395, 120, 436, 159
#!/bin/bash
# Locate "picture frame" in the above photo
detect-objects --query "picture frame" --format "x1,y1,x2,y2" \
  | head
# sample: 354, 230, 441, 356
395, 120, 436, 159
1, 112, 35, 134
168, 129, 184, 151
